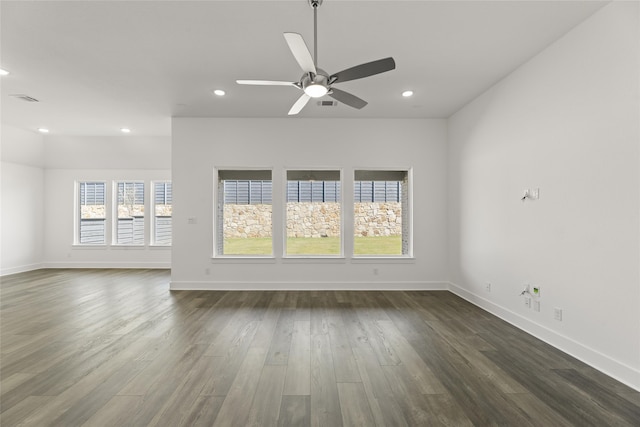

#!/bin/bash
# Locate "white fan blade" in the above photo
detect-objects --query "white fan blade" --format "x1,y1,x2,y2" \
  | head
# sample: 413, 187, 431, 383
284, 33, 316, 74
236, 80, 297, 86
288, 93, 311, 115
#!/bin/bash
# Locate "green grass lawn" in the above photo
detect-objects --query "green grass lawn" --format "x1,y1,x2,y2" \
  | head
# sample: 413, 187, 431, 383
223, 235, 402, 255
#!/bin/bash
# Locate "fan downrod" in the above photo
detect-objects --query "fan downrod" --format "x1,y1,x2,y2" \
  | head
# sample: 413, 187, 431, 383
308, 0, 322, 8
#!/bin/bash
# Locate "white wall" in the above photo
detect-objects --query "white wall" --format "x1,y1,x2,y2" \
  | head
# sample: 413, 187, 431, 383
42, 136, 172, 268
1, 124, 45, 167
1, 125, 45, 275
448, 1, 639, 389
171, 118, 448, 290
1, 162, 45, 275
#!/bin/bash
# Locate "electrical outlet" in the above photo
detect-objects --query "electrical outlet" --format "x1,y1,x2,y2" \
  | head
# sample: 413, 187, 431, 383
205, 268, 210, 275
373, 268, 379, 276
485, 282, 491, 292
525, 297, 531, 308
531, 188, 540, 199
554, 308, 563, 321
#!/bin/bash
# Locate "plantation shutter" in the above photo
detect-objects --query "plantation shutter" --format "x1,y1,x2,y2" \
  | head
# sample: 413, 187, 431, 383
219, 170, 272, 205
286, 171, 341, 202
216, 179, 224, 255
79, 182, 106, 245
401, 173, 409, 255
155, 182, 172, 205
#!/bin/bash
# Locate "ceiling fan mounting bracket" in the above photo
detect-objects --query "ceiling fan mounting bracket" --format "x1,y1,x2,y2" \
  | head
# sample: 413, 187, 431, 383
308, 0, 322, 8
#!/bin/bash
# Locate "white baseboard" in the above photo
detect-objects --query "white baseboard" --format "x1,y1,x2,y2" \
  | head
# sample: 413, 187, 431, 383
0, 263, 45, 277
42, 261, 171, 269
170, 280, 449, 291
448, 281, 640, 392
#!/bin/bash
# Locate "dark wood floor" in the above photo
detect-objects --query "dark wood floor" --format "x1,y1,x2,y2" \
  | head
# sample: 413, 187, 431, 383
1, 269, 638, 426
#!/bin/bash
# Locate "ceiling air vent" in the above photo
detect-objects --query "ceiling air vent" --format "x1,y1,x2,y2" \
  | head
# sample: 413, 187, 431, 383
317, 100, 337, 107
10, 94, 40, 102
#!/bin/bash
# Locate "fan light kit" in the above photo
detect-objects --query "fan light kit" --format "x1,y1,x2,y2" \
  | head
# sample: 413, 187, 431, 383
38, 128, 49, 133
213, 89, 226, 96
237, 0, 396, 115
0, 68, 9, 76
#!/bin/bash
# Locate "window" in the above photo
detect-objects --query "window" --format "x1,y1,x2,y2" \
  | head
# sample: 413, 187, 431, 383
78, 181, 106, 244
286, 170, 341, 256
115, 181, 145, 245
354, 170, 410, 256
153, 182, 172, 245
216, 170, 272, 256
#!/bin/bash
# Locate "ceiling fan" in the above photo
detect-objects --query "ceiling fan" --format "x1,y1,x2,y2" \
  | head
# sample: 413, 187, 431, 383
236, 0, 396, 115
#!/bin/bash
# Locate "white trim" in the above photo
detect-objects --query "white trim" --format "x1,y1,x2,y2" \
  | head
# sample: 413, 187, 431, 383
281, 257, 346, 264
169, 280, 448, 291
447, 281, 640, 392
350, 257, 415, 264
148, 245, 172, 250
210, 256, 276, 264
43, 261, 171, 269
0, 263, 45, 277
72, 244, 109, 249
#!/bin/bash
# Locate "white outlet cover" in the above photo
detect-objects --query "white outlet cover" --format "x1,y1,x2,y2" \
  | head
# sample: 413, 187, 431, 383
554, 308, 563, 321
532, 188, 540, 199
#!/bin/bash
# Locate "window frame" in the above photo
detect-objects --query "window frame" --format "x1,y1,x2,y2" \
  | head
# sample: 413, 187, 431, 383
211, 167, 413, 261
283, 168, 344, 259
352, 168, 413, 259
214, 168, 274, 258
151, 181, 172, 247
75, 180, 108, 246
113, 180, 146, 246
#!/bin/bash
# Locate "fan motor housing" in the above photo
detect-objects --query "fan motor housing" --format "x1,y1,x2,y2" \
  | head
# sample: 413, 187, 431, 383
301, 70, 329, 93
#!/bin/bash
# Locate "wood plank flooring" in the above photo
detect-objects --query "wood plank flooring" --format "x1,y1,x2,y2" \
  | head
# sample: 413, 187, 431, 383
1, 269, 639, 426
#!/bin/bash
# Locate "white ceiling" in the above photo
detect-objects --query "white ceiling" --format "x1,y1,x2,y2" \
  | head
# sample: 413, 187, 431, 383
0, 0, 606, 137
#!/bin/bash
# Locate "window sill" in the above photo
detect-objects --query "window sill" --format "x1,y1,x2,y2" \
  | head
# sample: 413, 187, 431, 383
72, 244, 108, 249
211, 256, 276, 264
350, 257, 415, 264
282, 257, 347, 264
149, 245, 172, 250
110, 245, 146, 250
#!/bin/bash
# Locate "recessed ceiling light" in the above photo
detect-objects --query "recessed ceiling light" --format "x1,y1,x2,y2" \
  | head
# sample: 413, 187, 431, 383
121, 128, 131, 133
0, 69, 9, 76
38, 128, 49, 133
213, 89, 226, 96
402, 90, 414, 97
